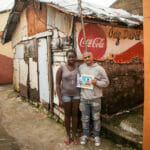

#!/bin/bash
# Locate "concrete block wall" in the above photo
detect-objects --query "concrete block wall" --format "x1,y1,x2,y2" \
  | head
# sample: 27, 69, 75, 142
100, 57, 144, 115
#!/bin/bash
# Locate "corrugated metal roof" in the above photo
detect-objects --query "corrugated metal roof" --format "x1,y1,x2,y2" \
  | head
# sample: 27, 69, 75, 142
2, 0, 28, 44
37, 0, 143, 27
2, 0, 143, 44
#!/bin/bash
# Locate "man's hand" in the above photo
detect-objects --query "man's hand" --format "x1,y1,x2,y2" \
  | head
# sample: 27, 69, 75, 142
91, 79, 97, 85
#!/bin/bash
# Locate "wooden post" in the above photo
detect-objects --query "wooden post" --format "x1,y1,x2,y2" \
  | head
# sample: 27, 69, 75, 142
78, 0, 87, 50
143, 0, 150, 149
47, 36, 53, 113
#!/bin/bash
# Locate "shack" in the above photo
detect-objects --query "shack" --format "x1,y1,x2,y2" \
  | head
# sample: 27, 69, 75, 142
2, 0, 143, 118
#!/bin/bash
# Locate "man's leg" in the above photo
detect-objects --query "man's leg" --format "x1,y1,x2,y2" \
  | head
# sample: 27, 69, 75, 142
91, 99, 101, 137
79, 100, 90, 137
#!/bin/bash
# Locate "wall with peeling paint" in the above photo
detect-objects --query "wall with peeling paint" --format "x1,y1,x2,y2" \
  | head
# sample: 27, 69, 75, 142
26, 1, 47, 37
75, 22, 144, 115
12, 9, 28, 48
14, 40, 39, 101
0, 11, 13, 84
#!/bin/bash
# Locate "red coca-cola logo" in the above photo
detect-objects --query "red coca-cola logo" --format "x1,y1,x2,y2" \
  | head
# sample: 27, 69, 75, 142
78, 24, 107, 59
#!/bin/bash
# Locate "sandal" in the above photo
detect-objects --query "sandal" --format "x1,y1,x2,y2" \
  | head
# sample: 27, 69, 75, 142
73, 139, 80, 145
64, 139, 70, 145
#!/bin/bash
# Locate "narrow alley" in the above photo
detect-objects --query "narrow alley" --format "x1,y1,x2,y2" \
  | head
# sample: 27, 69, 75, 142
0, 84, 137, 150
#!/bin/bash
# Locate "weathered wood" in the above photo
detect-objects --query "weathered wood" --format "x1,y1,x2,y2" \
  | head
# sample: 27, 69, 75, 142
26, 2, 47, 37
47, 36, 54, 113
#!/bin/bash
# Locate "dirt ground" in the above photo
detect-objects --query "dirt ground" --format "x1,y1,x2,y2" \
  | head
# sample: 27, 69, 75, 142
0, 85, 134, 150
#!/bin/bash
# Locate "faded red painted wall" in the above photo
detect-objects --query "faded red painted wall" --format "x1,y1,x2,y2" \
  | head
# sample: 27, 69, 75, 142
76, 23, 144, 115
0, 54, 13, 84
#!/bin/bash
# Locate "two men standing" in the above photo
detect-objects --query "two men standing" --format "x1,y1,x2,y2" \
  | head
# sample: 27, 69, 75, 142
79, 50, 109, 146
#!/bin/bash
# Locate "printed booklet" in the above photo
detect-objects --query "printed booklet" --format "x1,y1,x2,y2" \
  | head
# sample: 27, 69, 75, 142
77, 74, 94, 89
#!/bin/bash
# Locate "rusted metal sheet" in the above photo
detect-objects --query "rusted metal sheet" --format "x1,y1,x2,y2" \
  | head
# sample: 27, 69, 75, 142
47, 3, 77, 17
38, 38, 50, 103
26, 2, 47, 37
52, 63, 62, 105
29, 58, 39, 101
12, 9, 28, 48
13, 59, 20, 91
47, 6, 73, 36
55, 12, 73, 36
19, 59, 28, 97
29, 58, 38, 90
24, 39, 38, 61
13, 43, 25, 89
47, 6, 56, 28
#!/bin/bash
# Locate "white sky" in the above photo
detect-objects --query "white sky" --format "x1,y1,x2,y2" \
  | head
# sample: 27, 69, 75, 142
0, 0, 14, 12
84, 0, 117, 7
0, 0, 116, 12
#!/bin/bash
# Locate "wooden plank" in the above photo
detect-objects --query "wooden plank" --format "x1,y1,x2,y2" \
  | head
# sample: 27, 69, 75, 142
47, 36, 53, 112
143, 0, 150, 149
38, 38, 50, 103
26, 2, 47, 37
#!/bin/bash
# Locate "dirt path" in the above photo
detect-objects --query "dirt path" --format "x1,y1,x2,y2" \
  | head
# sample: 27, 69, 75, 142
0, 85, 127, 150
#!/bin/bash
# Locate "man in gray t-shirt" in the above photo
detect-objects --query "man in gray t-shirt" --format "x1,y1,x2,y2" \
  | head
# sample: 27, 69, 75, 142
79, 50, 109, 146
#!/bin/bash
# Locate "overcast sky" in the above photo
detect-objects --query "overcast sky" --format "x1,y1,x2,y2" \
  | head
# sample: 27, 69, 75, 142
84, 0, 116, 7
0, 0, 116, 12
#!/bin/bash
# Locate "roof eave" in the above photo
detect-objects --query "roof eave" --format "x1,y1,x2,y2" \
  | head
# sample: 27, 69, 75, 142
2, 0, 28, 44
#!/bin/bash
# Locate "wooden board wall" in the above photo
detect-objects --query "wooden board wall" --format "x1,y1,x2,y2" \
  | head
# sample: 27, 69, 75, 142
26, 2, 47, 37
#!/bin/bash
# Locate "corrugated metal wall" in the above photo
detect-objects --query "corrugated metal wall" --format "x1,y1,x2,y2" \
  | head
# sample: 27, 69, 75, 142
38, 38, 50, 103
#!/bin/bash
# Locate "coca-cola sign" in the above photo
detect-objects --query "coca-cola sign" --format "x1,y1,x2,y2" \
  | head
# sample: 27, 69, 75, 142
78, 24, 107, 59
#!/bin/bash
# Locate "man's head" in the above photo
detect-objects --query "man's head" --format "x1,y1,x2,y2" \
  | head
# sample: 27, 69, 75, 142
82, 49, 94, 66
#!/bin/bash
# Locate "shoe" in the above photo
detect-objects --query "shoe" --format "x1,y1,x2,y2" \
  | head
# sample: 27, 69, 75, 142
73, 139, 80, 145
64, 139, 71, 145
94, 136, 101, 146
80, 135, 88, 145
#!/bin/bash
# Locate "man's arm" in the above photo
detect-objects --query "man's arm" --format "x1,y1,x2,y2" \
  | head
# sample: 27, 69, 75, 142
92, 67, 109, 88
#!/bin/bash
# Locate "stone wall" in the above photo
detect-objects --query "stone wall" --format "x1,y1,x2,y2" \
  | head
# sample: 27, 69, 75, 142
110, 0, 143, 16
100, 57, 144, 115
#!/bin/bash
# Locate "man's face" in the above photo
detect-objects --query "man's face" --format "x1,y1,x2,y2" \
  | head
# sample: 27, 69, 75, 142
83, 52, 94, 66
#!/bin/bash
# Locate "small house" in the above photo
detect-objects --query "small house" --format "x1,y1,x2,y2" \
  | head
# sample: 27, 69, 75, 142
2, 0, 143, 118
